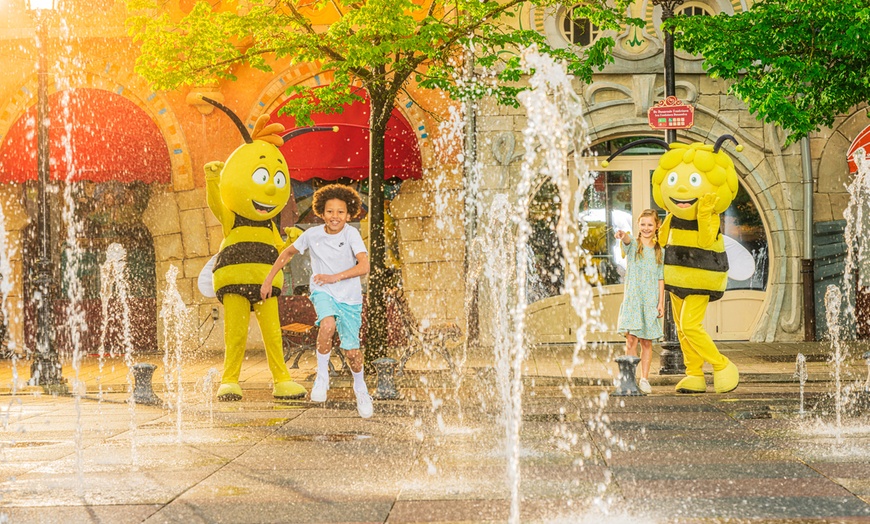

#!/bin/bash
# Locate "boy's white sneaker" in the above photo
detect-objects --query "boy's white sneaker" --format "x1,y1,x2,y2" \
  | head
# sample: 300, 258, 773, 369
638, 378, 652, 394
310, 375, 329, 402
354, 387, 373, 419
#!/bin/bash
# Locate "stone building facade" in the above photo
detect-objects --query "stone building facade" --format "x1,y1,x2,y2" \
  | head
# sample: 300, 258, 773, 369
498, 0, 866, 344
0, 0, 865, 361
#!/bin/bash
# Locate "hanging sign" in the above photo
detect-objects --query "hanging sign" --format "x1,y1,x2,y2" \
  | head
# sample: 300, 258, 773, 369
648, 96, 694, 130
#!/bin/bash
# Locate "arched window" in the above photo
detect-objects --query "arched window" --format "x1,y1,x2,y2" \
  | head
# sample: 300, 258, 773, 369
678, 3, 713, 16
561, 6, 600, 47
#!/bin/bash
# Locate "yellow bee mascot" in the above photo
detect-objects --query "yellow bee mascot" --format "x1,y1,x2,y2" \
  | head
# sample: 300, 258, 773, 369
199, 96, 323, 401
603, 136, 742, 394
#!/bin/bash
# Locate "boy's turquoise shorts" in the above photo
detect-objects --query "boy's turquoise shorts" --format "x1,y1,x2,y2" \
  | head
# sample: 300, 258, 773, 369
309, 291, 363, 350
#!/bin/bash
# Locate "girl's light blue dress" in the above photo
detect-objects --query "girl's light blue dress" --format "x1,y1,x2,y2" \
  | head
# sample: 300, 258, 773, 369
616, 237, 664, 340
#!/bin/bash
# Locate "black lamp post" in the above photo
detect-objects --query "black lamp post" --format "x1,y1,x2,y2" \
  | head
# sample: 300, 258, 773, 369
27, 0, 63, 388
653, 0, 686, 375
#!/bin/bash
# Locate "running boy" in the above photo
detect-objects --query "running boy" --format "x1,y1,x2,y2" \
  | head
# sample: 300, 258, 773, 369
260, 184, 373, 418
615, 209, 665, 394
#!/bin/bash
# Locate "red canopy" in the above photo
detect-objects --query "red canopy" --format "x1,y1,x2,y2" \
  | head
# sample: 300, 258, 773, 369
0, 88, 171, 184
847, 124, 870, 174
269, 88, 423, 182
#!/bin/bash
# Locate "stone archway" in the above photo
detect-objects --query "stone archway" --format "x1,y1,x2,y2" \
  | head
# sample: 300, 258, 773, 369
585, 120, 801, 342
0, 88, 169, 356
524, 123, 781, 343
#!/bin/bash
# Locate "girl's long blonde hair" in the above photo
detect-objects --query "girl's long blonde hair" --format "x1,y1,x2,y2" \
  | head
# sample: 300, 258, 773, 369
635, 209, 663, 265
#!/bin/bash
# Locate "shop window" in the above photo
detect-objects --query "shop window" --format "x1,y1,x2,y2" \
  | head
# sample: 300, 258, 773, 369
529, 173, 635, 299
721, 185, 768, 291
528, 181, 565, 302
580, 171, 633, 285
22, 180, 158, 355
586, 137, 668, 158
561, 6, 600, 47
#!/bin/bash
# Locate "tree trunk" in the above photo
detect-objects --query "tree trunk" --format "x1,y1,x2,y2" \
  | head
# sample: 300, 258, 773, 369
365, 94, 390, 361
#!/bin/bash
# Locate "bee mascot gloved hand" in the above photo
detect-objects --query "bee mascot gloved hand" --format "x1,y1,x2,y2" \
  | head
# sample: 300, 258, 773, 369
603, 136, 742, 394
200, 96, 307, 401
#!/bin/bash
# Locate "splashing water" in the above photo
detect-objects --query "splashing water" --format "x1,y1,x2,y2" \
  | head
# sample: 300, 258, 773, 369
160, 265, 192, 441
816, 146, 870, 433
463, 46, 600, 524
98, 243, 138, 463
97, 244, 134, 359
795, 353, 807, 416
197, 368, 221, 427
53, 16, 91, 488
824, 285, 844, 440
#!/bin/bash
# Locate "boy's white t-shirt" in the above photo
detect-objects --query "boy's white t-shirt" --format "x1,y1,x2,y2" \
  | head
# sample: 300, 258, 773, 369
292, 224, 368, 305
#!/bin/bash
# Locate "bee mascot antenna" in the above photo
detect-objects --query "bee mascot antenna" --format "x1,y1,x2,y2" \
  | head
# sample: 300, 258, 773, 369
199, 95, 336, 401
601, 135, 743, 394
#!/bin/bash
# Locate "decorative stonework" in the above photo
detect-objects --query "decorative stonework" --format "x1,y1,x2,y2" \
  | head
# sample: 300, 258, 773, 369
0, 59, 193, 192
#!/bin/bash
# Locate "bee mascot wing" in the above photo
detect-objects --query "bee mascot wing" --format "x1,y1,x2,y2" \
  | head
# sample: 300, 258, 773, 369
198, 254, 218, 298
723, 235, 756, 281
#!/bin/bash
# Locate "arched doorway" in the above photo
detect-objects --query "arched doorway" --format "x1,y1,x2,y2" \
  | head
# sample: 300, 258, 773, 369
525, 136, 770, 343
0, 88, 170, 356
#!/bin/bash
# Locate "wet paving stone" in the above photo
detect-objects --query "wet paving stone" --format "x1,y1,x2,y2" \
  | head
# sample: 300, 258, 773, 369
2, 372, 869, 522
609, 462, 828, 481
626, 496, 870, 520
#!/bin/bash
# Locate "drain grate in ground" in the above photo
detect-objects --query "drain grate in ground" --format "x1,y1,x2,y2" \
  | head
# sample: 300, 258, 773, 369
757, 354, 828, 363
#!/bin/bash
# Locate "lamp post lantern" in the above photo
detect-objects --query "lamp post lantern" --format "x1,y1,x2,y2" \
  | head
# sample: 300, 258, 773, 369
27, 0, 63, 387
653, 0, 687, 375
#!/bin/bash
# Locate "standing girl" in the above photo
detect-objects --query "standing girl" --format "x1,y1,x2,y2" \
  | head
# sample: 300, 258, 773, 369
615, 209, 665, 394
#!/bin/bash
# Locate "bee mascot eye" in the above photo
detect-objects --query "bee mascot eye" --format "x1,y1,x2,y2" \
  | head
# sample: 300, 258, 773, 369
273, 171, 287, 189
602, 135, 744, 397
252, 167, 270, 185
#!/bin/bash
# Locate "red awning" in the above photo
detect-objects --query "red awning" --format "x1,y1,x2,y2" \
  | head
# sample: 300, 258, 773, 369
0, 88, 171, 184
269, 88, 423, 182
847, 124, 870, 174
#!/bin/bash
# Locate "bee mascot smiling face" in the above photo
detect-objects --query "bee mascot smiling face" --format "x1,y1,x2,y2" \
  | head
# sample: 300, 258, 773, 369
201, 97, 307, 401
603, 135, 742, 394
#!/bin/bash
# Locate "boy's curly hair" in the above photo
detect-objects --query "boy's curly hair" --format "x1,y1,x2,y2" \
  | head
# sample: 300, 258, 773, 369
312, 184, 363, 220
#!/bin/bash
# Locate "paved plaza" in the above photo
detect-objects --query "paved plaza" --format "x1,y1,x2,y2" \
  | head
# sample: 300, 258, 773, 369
1, 341, 869, 523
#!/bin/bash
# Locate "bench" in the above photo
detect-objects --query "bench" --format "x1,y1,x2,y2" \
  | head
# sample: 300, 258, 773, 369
387, 289, 464, 376
278, 295, 346, 375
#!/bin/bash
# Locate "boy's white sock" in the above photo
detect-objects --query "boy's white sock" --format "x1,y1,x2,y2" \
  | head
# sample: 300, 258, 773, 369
316, 351, 331, 379
352, 368, 367, 392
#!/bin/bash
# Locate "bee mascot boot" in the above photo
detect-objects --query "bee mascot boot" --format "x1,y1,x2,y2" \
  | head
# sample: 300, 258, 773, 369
603, 136, 742, 394
200, 96, 310, 401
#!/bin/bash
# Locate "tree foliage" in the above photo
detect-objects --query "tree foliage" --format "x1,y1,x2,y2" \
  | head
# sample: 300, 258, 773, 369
126, 0, 640, 358
127, 0, 638, 122
668, 0, 870, 144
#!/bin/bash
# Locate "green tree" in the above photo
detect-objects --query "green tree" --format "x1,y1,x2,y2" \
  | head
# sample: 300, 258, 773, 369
126, 0, 640, 359
668, 0, 870, 144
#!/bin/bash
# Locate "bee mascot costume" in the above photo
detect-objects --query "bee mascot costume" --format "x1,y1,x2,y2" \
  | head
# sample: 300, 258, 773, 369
199, 96, 333, 401
602, 136, 742, 394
